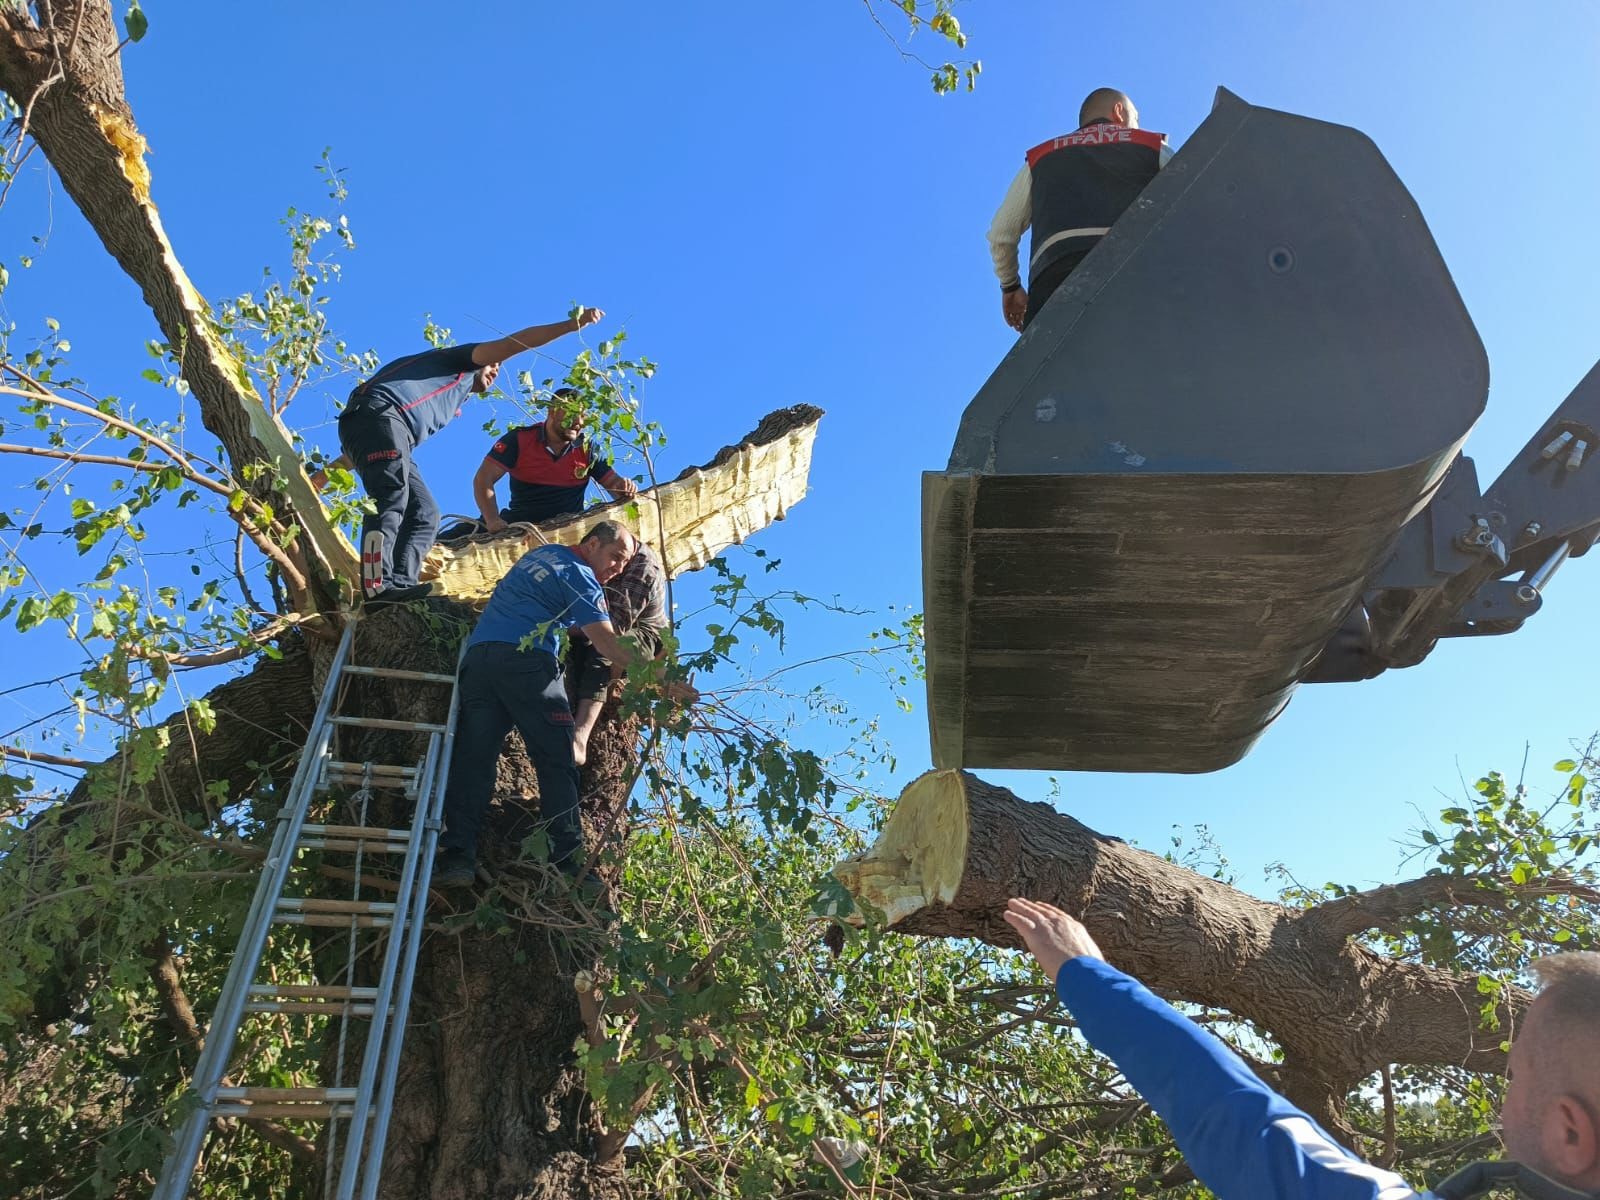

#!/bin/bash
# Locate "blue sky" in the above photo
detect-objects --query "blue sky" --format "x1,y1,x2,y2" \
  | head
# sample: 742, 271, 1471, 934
2, 1, 1597, 897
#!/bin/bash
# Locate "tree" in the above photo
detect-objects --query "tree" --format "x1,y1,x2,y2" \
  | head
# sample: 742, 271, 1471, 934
2, 5, 1597, 1200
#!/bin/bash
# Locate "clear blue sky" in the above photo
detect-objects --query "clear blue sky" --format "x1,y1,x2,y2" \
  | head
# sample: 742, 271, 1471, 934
3, 1, 1597, 897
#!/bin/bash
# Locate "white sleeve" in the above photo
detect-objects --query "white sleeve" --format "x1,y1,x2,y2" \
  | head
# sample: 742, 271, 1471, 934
1159, 138, 1175, 168
987, 164, 1032, 289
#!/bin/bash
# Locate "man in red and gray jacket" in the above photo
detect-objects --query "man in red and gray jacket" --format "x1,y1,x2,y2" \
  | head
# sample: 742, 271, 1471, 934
987, 87, 1173, 332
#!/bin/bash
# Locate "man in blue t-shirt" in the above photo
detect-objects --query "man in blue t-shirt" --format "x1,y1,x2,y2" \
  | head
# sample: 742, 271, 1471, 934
434, 520, 696, 888
314, 306, 602, 604
1003, 897, 1600, 1200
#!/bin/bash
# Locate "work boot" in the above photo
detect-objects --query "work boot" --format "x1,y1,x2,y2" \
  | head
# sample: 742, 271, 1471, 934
432, 848, 477, 889
364, 582, 434, 608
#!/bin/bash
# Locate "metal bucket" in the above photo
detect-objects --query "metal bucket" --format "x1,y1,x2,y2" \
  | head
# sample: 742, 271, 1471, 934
925, 89, 1487, 772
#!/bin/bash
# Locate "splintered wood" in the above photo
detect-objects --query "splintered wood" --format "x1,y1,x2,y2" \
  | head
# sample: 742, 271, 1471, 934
420, 405, 823, 603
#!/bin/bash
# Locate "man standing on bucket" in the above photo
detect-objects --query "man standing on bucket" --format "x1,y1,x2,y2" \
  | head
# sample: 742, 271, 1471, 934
315, 306, 603, 604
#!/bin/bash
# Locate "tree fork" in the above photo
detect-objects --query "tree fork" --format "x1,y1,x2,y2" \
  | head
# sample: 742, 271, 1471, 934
833, 768, 1525, 1132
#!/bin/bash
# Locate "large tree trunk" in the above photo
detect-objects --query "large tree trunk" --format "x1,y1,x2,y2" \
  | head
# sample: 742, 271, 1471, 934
328, 606, 640, 1199
834, 769, 1527, 1135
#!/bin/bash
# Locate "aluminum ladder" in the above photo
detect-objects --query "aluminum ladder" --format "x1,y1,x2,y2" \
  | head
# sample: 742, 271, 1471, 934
154, 616, 464, 1198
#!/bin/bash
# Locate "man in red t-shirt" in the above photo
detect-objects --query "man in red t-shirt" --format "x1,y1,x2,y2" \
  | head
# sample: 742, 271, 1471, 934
470, 389, 638, 533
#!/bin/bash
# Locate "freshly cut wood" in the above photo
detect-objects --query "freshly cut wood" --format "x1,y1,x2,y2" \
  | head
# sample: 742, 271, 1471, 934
835, 768, 1524, 1134
422, 405, 823, 601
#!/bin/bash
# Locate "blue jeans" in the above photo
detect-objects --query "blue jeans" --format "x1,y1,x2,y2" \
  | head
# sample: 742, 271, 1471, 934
338, 403, 439, 592
438, 642, 582, 866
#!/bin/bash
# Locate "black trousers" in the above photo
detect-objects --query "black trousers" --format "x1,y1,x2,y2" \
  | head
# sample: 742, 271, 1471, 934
337, 403, 438, 592
1022, 249, 1091, 329
439, 642, 582, 866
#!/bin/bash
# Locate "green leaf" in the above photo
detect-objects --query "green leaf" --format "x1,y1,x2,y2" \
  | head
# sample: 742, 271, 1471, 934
123, 3, 149, 43
15, 596, 46, 632
1555, 758, 1579, 772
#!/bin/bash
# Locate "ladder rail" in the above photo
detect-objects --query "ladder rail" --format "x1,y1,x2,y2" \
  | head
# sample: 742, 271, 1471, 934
155, 620, 358, 1200
357, 641, 468, 1199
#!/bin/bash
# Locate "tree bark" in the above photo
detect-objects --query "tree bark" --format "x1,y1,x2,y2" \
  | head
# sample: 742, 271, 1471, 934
329, 605, 640, 1199
834, 769, 1527, 1134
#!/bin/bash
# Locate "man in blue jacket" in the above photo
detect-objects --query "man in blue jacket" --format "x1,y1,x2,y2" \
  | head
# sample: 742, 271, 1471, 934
1003, 897, 1600, 1200
318, 307, 602, 604
433, 520, 695, 888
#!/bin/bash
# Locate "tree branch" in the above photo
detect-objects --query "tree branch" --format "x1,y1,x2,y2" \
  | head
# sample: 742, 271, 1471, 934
834, 769, 1527, 1135
1306, 872, 1600, 942
144, 933, 316, 1163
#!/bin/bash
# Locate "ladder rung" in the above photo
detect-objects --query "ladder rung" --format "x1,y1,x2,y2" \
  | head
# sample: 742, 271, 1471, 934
248, 984, 378, 1000
343, 665, 458, 684
246, 1000, 378, 1016
217, 1087, 359, 1102
303, 839, 410, 854
276, 898, 396, 915
275, 913, 393, 929
324, 761, 420, 778
330, 715, 447, 734
215, 1102, 354, 1120
302, 824, 413, 841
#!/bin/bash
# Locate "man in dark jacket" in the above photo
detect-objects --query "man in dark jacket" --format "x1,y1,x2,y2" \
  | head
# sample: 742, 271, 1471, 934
468, 387, 638, 534
1004, 897, 1600, 1200
988, 88, 1172, 332
316, 307, 602, 603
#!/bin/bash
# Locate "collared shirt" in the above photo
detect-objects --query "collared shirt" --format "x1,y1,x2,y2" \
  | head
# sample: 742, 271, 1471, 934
605, 542, 668, 634
468, 544, 609, 656
349, 343, 482, 445
486, 423, 622, 524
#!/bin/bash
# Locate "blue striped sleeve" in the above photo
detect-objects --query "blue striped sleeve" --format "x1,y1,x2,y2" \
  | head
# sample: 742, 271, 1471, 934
1057, 957, 1428, 1200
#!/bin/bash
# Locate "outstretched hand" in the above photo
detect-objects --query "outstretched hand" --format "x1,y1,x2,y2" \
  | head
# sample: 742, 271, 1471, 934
1003, 898, 1104, 982
572, 306, 604, 331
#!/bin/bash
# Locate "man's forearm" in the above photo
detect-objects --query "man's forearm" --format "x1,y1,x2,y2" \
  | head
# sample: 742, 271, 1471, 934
583, 623, 637, 673
472, 318, 578, 367
474, 482, 500, 523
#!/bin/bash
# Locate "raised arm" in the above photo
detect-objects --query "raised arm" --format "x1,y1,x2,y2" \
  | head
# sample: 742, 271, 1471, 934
470, 308, 604, 367
1005, 900, 1424, 1200
472, 459, 510, 533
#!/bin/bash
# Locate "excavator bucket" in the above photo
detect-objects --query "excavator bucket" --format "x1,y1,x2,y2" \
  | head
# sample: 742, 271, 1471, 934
925, 89, 1487, 773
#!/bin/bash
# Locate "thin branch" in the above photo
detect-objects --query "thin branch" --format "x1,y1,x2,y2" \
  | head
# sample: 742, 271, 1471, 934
233, 524, 265, 614
0, 373, 311, 593
2, 743, 93, 770
0, 441, 230, 494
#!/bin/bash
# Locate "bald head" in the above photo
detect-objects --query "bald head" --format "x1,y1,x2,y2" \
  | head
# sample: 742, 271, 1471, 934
1500, 952, 1600, 1189
1080, 87, 1138, 129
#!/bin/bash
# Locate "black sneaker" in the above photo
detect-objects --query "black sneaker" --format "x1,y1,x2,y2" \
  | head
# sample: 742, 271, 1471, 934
365, 582, 435, 608
432, 849, 477, 889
